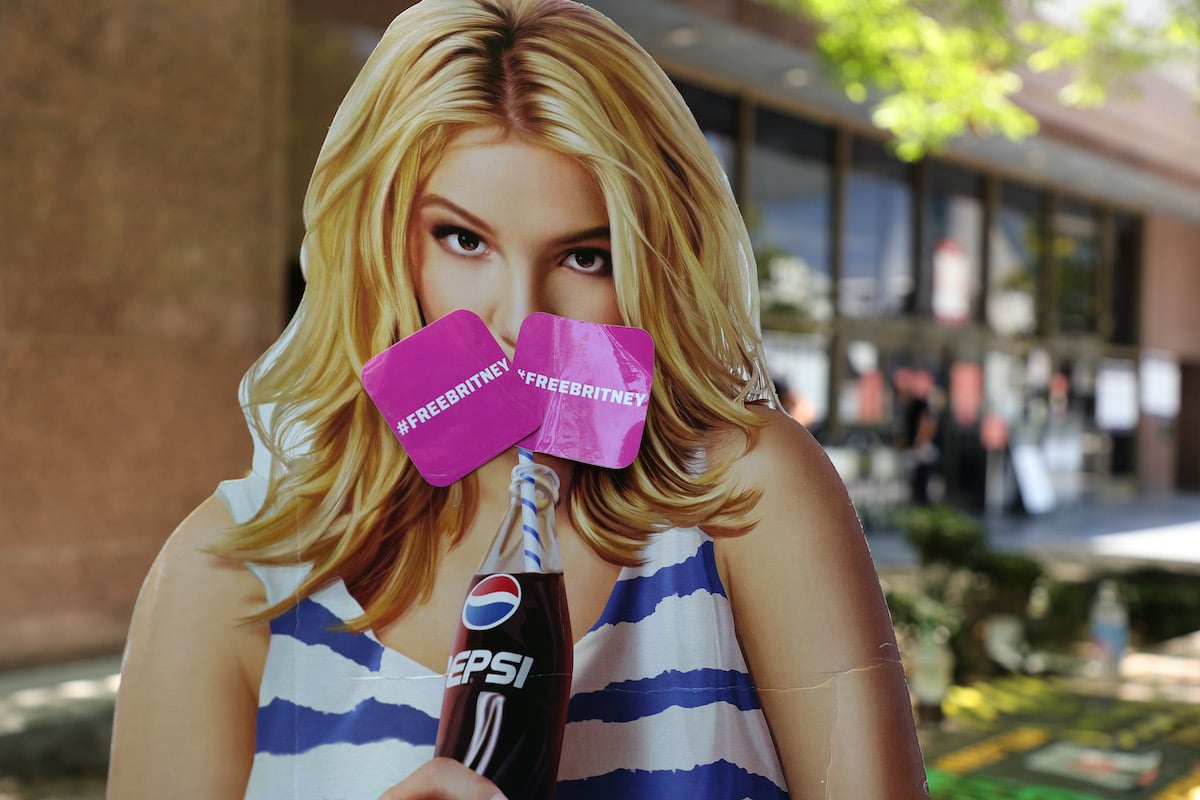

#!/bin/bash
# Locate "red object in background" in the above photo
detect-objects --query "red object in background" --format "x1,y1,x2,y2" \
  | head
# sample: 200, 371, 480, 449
981, 412, 1010, 451
858, 369, 885, 423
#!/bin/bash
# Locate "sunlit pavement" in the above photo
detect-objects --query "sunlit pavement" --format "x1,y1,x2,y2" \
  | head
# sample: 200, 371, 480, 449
0, 658, 118, 799
1089, 521, 1200, 566
870, 494, 1200, 577
985, 493, 1200, 576
0, 777, 106, 800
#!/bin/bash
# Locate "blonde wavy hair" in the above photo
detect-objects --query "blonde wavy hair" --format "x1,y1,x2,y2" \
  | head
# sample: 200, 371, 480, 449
221, 0, 774, 628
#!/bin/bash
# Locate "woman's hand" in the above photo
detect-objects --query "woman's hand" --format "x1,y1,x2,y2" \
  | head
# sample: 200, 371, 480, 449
377, 758, 507, 800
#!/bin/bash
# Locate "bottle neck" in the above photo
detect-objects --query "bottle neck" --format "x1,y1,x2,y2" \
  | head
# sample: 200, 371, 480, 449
509, 464, 559, 508
478, 462, 564, 575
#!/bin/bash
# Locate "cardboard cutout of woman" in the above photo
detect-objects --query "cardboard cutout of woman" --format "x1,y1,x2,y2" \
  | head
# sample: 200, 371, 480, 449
108, 1, 929, 797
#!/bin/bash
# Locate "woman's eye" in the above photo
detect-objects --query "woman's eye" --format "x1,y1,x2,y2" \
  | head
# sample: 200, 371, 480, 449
562, 249, 612, 275
434, 226, 488, 257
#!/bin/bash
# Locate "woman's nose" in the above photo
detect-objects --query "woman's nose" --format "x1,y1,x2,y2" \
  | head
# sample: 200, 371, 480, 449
490, 264, 540, 350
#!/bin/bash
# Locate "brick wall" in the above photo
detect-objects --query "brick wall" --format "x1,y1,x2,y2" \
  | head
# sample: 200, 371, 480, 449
0, 0, 287, 668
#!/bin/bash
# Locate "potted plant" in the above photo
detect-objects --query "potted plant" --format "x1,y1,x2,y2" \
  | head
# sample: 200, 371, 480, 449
894, 504, 986, 567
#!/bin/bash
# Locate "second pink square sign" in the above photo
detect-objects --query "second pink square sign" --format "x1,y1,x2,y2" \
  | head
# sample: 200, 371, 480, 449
513, 313, 654, 469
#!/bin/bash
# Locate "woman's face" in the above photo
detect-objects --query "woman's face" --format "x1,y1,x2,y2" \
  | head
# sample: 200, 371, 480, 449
410, 126, 622, 354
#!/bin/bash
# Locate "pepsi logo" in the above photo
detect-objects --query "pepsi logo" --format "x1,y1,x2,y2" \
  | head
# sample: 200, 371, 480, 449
462, 573, 522, 630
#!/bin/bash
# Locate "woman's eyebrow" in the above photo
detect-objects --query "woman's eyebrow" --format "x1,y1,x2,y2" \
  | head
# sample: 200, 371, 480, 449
549, 225, 611, 247
418, 194, 609, 247
418, 195, 497, 238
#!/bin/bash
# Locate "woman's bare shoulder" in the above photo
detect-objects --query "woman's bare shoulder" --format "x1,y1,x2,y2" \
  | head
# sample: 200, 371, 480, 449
158, 493, 238, 563
709, 402, 882, 650
123, 493, 269, 688
148, 495, 266, 610
710, 402, 892, 666
109, 494, 268, 798
712, 403, 856, 532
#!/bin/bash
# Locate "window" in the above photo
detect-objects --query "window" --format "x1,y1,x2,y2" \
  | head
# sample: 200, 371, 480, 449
841, 138, 914, 317
988, 183, 1044, 336
1054, 199, 1102, 335
673, 80, 739, 185
750, 108, 834, 330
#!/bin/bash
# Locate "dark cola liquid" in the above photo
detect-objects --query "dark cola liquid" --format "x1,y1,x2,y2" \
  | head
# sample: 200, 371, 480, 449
435, 571, 572, 800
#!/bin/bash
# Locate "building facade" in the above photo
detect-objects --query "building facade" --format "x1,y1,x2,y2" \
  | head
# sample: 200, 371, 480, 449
582, 0, 1200, 522
3, 0, 1198, 668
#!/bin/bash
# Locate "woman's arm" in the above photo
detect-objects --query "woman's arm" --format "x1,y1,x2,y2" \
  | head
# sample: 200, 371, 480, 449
108, 495, 268, 799
715, 407, 929, 799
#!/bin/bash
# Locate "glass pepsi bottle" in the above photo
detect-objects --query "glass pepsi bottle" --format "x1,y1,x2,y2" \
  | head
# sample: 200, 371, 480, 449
434, 463, 572, 800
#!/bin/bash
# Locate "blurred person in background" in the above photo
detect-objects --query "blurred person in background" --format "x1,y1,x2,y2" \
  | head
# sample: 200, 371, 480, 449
897, 368, 942, 505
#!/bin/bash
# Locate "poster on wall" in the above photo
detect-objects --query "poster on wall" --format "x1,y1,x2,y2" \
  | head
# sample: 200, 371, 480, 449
1140, 350, 1181, 419
932, 239, 971, 325
1095, 359, 1139, 432
1011, 442, 1056, 514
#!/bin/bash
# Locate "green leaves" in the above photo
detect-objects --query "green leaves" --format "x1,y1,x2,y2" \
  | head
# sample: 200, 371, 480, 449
767, 0, 1199, 160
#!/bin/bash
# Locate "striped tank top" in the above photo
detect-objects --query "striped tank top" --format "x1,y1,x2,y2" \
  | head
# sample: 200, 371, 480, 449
217, 477, 789, 800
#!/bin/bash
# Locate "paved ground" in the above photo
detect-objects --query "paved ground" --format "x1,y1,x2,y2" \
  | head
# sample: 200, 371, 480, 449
0, 778, 105, 800
2, 493, 1197, 796
871, 492, 1200, 575
0, 657, 118, 799
995, 495, 1200, 574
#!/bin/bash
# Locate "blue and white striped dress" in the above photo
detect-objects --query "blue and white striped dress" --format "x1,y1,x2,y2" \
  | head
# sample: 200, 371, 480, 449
217, 478, 790, 800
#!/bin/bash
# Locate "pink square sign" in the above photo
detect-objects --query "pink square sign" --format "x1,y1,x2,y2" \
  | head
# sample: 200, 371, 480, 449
360, 310, 540, 487
514, 313, 654, 468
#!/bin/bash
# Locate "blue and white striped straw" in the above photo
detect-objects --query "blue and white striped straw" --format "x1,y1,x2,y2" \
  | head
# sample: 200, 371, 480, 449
517, 447, 543, 571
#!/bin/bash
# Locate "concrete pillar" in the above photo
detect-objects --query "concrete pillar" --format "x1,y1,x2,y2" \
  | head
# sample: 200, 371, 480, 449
1138, 212, 1200, 494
